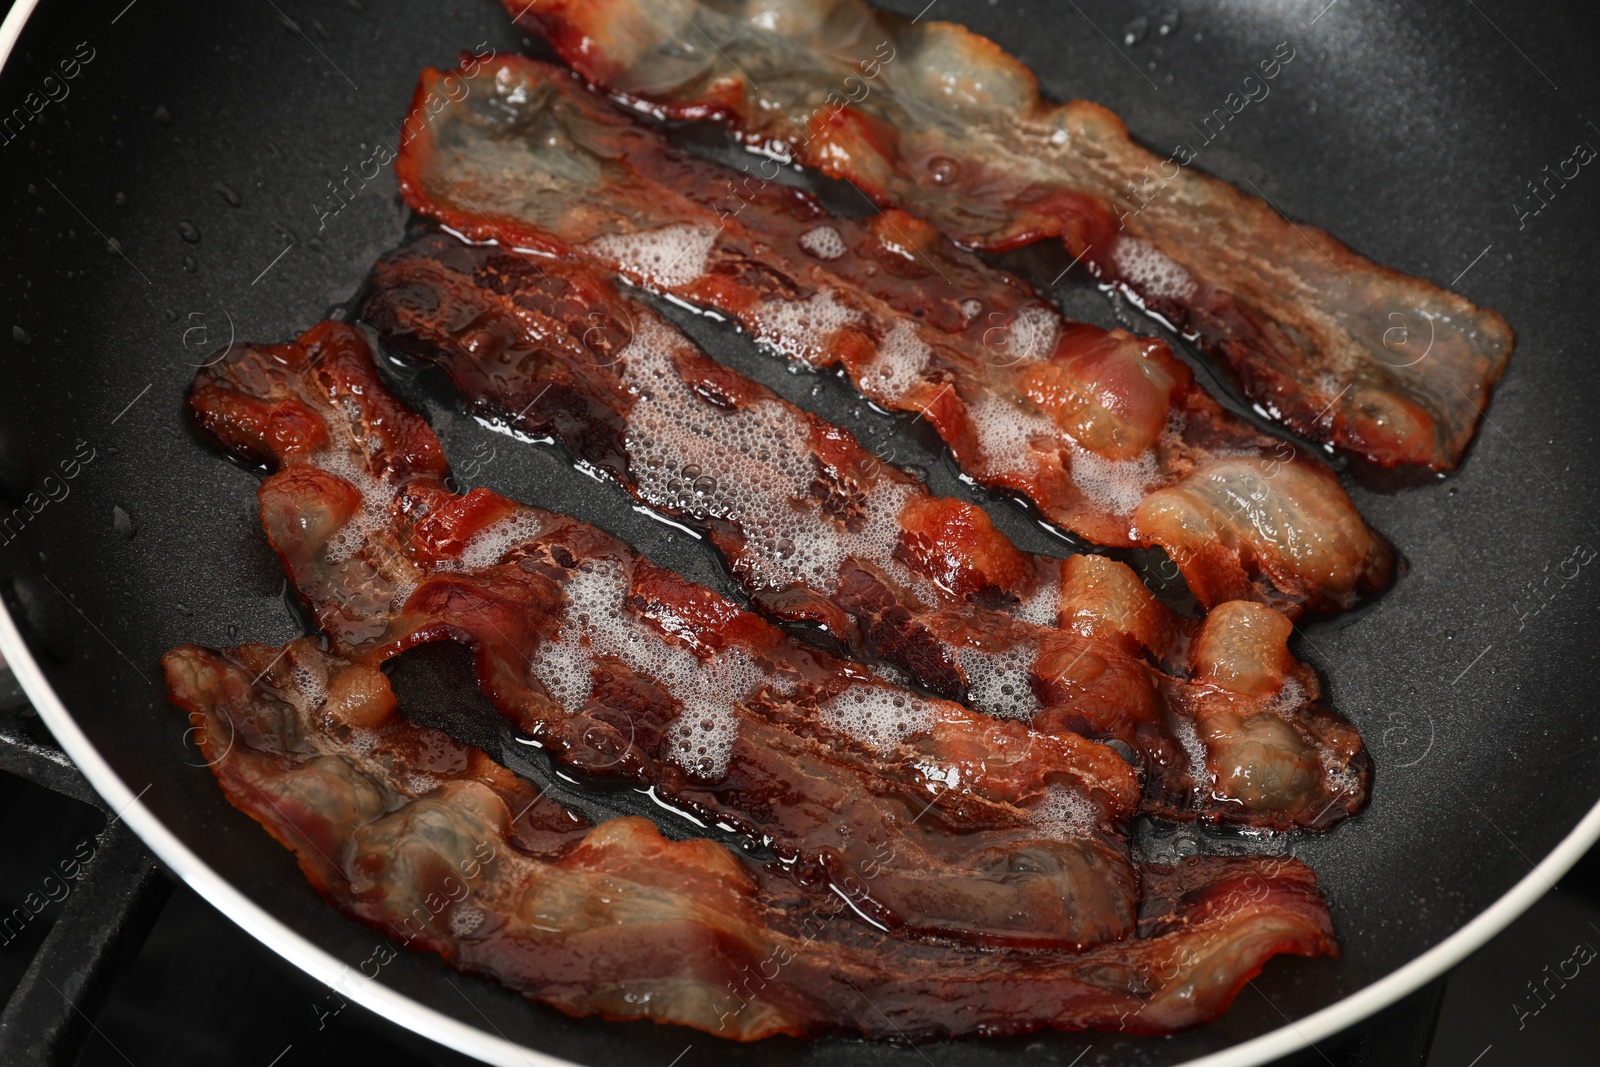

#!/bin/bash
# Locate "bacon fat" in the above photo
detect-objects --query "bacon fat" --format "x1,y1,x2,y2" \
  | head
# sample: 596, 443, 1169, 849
362, 234, 1369, 831
163, 636, 1336, 1040
511, 0, 1513, 472
187, 319, 1168, 950
391, 56, 1394, 617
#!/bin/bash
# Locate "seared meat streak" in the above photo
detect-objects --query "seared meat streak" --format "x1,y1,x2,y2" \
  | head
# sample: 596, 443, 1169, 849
164, 637, 1336, 1039
190, 319, 1153, 950
173, 321, 1336, 1036
512, 0, 1513, 472
393, 57, 1392, 617
364, 234, 1368, 830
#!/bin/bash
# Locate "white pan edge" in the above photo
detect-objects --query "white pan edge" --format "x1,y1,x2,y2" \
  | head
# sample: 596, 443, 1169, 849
4, 1, 1600, 1064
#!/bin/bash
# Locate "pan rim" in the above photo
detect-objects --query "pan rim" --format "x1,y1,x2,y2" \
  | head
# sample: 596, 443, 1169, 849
11, 602, 1600, 1066
4, 0, 1599, 1062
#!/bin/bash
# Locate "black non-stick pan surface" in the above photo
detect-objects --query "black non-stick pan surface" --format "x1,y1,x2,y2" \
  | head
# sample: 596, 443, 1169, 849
2, 1, 1599, 1064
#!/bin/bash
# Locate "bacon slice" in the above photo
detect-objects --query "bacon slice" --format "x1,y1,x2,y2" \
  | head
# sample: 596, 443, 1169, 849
391, 56, 1392, 617
163, 636, 1338, 1039
512, 0, 1513, 473
189, 319, 1157, 950
362, 233, 1368, 831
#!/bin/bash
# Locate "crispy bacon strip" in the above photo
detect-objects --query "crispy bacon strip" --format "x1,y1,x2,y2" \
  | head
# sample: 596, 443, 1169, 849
392, 56, 1392, 617
362, 234, 1368, 830
513, 0, 1513, 472
163, 637, 1338, 1039
189, 319, 1153, 951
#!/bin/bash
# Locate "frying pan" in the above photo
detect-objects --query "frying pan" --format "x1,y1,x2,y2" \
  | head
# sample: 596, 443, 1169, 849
2, 1, 1598, 1064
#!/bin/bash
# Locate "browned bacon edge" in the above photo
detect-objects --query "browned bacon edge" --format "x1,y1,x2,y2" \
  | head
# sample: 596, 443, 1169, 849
163, 635, 1337, 1039
362, 233, 1369, 832
390, 55, 1394, 620
513, 0, 1513, 473
189, 318, 1157, 951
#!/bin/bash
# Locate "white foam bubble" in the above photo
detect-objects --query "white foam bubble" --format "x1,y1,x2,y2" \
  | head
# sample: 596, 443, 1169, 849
818, 683, 942, 752
1321, 756, 1359, 804
859, 319, 931, 403
527, 557, 763, 780
956, 640, 1039, 720
312, 444, 397, 566
403, 772, 441, 795
307, 443, 425, 611
959, 298, 983, 325
1012, 580, 1061, 628
1031, 784, 1099, 839
529, 633, 599, 718
448, 902, 487, 938
1002, 304, 1061, 363
619, 316, 916, 595
966, 392, 1059, 479
1112, 237, 1197, 301
1316, 724, 1361, 803
586, 223, 717, 290
289, 662, 328, 711
798, 224, 847, 260
345, 728, 380, 759
1267, 677, 1307, 715
866, 659, 911, 688
448, 508, 549, 572
388, 578, 419, 612
1172, 716, 1212, 796
749, 288, 862, 367
1068, 447, 1156, 516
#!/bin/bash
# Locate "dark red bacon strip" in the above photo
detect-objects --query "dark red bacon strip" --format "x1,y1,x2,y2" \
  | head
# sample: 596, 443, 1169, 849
163, 637, 1338, 1039
362, 233, 1368, 831
392, 56, 1393, 618
189, 320, 1151, 950
513, 0, 1513, 472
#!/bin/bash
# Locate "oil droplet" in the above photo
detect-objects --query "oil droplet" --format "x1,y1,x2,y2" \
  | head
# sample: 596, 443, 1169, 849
105, 237, 124, 255
214, 182, 242, 207
11, 326, 30, 346
1122, 16, 1149, 46
112, 505, 136, 540
177, 220, 200, 243
182, 255, 197, 273
1157, 10, 1180, 36
113, 191, 127, 207
152, 105, 172, 125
